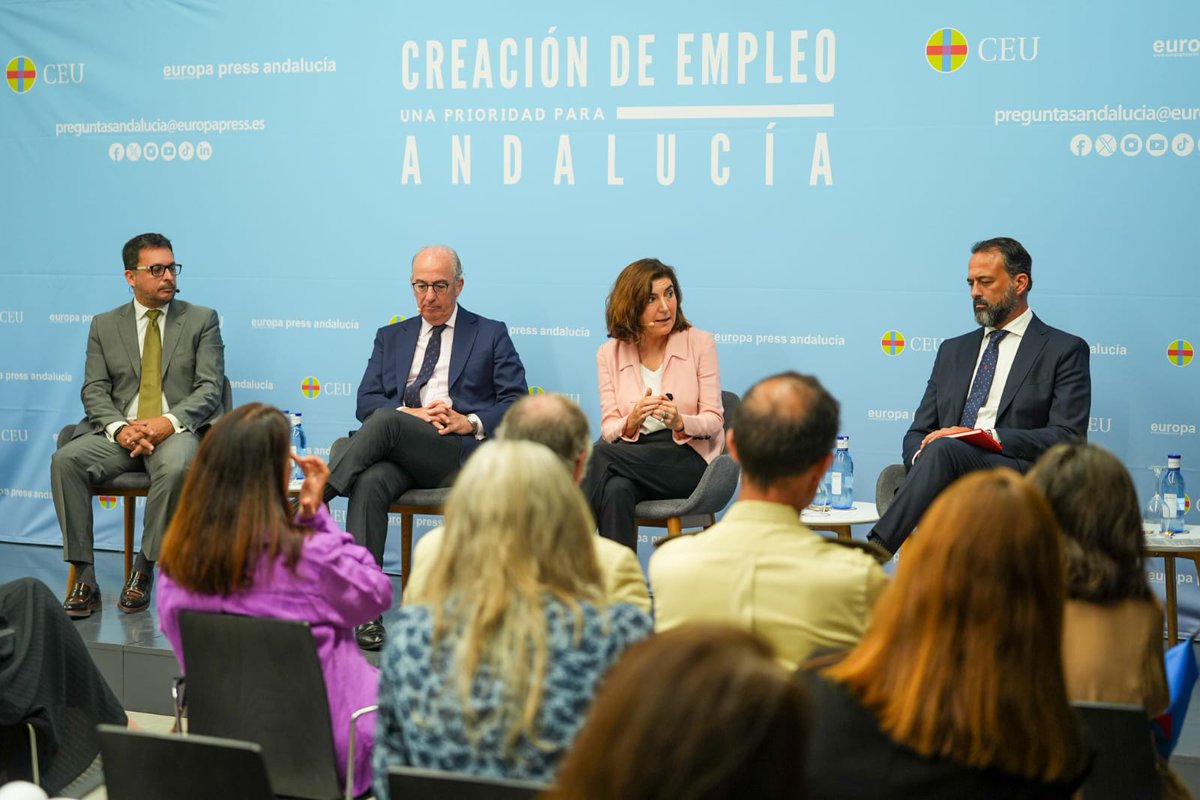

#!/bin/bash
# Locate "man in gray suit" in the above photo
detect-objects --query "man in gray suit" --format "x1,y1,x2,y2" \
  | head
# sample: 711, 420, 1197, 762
51, 233, 225, 617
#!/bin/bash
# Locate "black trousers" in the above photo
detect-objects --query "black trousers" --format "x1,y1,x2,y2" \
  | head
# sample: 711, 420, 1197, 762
582, 430, 708, 551
870, 436, 1025, 553
327, 408, 461, 567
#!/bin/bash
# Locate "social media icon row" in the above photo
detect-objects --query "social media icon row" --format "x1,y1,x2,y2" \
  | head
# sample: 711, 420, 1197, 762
108, 141, 213, 162
1070, 133, 1195, 157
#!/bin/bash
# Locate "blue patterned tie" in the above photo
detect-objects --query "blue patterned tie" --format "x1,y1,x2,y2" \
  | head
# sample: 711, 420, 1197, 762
403, 324, 446, 408
960, 330, 1009, 428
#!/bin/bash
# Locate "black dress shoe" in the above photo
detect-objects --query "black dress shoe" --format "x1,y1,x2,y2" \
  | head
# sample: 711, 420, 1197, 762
355, 617, 385, 651
118, 571, 153, 613
63, 583, 101, 619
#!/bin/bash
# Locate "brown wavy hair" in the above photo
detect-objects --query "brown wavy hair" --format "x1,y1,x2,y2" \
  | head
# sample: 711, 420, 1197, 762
604, 258, 691, 343
1027, 443, 1153, 604
825, 468, 1086, 782
546, 624, 810, 800
159, 403, 306, 594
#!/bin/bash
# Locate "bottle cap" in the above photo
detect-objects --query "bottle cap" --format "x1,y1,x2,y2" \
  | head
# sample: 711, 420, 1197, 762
1167, 455, 1181, 468
836, 435, 849, 449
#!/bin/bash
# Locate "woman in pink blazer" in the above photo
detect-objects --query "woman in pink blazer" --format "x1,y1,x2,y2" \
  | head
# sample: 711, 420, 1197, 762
584, 258, 724, 550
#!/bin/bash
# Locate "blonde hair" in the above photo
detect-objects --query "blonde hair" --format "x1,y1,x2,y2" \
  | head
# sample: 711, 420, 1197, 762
409, 440, 604, 749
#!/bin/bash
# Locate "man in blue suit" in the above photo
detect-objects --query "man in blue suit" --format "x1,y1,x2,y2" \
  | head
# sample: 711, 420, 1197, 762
868, 237, 1091, 555
325, 245, 527, 648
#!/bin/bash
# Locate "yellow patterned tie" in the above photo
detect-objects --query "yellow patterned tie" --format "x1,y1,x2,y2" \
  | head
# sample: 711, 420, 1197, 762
137, 310, 163, 419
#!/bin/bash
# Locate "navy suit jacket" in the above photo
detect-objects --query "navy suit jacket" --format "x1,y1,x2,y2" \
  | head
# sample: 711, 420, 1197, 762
355, 305, 527, 460
902, 313, 1091, 469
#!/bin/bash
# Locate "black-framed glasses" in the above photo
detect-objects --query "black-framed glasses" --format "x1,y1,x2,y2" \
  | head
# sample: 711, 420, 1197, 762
411, 280, 452, 295
129, 263, 182, 278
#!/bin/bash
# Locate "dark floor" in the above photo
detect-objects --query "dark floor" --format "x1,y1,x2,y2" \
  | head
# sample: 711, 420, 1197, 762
3, 539, 1200, 792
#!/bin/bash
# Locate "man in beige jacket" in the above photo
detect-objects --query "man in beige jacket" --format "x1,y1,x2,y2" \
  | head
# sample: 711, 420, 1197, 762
404, 392, 651, 612
650, 371, 887, 668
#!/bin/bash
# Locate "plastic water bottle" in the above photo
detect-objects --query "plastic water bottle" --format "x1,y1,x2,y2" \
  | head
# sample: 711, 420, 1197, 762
290, 412, 307, 482
1160, 454, 1186, 535
830, 435, 854, 510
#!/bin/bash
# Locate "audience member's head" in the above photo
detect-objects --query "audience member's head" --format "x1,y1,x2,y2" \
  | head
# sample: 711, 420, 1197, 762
160, 403, 303, 594
413, 440, 603, 746
549, 624, 810, 800
1027, 443, 1152, 604
826, 468, 1085, 782
497, 393, 592, 482
728, 372, 839, 506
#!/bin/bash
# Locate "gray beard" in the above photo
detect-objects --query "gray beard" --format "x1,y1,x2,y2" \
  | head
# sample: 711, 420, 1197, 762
973, 286, 1017, 328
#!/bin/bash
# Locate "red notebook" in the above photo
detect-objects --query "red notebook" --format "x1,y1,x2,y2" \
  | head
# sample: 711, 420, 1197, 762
943, 428, 1003, 453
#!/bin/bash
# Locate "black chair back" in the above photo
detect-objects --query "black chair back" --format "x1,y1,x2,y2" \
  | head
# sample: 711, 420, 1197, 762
388, 766, 550, 800
179, 611, 342, 800
98, 724, 274, 800
1073, 701, 1161, 800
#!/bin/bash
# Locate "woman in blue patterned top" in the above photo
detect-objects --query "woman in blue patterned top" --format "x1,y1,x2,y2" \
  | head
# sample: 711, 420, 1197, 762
372, 440, 652, 799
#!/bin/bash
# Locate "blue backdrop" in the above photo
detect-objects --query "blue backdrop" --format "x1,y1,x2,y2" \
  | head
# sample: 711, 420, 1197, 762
2, 0, 1198, 617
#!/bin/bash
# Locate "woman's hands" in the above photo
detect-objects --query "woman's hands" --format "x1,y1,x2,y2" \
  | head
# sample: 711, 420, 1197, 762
623, 388, 684, 437
291, 454, 330, 520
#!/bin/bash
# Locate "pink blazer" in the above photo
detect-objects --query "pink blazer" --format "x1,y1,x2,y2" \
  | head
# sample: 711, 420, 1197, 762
597, 327, 724, 464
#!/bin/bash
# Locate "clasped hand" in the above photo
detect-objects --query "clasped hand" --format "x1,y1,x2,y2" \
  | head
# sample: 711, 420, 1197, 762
117, 417, 175, 457
402, 399, 472, 436
624, 388, 683, 437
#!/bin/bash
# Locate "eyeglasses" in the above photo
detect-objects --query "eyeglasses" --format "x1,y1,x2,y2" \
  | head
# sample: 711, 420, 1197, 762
129, 263, 182, 278
411, 280, 453, 295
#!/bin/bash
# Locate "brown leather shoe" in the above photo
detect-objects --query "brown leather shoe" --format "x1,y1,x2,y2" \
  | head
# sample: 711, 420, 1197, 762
118, 571, 153, 613
63, 583, 101, 619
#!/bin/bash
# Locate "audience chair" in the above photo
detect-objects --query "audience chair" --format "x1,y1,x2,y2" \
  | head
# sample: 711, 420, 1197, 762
874, 463, 906, 517
634, 390, 741, 539
97, 724, 274, 800
387, 766, 551, 800
328, 436, 449, 590
175, 611, 374, 800
1072, 701, 1161, 800
60, 378, 234, 592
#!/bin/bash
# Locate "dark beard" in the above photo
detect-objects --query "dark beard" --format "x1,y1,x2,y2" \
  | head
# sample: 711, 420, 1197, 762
973, 285, 1017, 328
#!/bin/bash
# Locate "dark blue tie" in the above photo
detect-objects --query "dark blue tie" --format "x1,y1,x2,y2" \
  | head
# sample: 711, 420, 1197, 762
960, 329, 1009, 428
404, 324, 446, 408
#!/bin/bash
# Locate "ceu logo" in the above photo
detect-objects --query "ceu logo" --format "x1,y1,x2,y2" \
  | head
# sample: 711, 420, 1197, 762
926, 29, 968, 73
880, 330, 906, 356
1167, 340, 1194, 367
301, 376, 322, 398
98, 496, 117, 509
6, 56, 36, 92
0, 429, 29, 442
529, 386, 545, 395
388, 314, 407, 324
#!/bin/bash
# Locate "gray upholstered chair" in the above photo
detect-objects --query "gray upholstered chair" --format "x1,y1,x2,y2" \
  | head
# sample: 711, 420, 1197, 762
874, 463, 907, 517
634, 390, 741, 539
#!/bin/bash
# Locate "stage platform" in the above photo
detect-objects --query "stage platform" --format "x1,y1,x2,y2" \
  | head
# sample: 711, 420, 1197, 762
0, 541, 399, 716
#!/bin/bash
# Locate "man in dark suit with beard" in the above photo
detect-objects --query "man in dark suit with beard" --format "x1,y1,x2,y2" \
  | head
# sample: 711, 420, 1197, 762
868, 237, 1091, 555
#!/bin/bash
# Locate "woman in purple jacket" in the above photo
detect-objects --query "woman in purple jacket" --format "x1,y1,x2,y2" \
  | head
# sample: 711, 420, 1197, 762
157, 402, 392, 797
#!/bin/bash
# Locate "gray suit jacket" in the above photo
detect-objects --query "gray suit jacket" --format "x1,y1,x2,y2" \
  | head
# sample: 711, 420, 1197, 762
72, 299, 226, 439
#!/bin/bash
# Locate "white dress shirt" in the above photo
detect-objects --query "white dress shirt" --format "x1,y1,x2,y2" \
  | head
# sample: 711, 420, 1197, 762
967, 305, 1034, 433
105, 299, 182, 441
400, 306, 484, 438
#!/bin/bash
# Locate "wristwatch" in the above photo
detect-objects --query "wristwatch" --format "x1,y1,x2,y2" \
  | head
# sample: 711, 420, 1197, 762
467, 413, 481, 437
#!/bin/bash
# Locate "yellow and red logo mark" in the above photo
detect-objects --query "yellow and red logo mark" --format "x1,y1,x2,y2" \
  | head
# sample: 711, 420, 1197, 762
528, 386, 545, 395
881, 330, 906, 356
301, 376, 321, 398
1167, 339, 1194, 367
98, 495, 117, 509
1186, 494, 1192, 514
926, 28, 968, 73
6, 56, 37, 93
